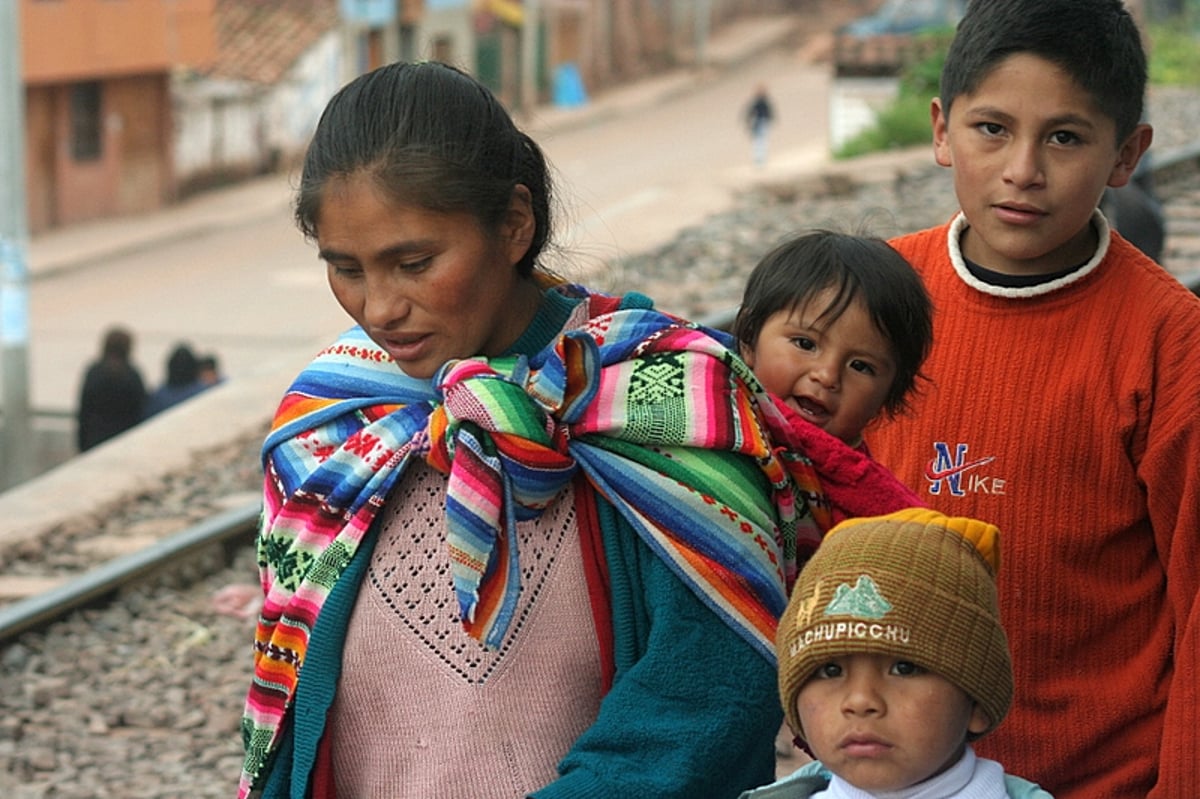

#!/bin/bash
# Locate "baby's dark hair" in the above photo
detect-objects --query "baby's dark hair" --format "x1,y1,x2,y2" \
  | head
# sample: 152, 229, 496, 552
940, 0, 1146, 143
294, 61, 553, 277
732, 230, 932, 416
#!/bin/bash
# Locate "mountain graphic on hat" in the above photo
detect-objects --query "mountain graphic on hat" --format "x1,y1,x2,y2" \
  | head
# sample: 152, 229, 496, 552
824, 575, 892, 619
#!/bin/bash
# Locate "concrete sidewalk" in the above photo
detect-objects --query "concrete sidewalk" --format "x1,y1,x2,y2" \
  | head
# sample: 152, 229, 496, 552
27, 13, 805, 282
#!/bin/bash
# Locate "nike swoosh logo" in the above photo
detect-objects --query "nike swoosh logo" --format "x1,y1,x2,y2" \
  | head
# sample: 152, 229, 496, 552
925, 456, 996, 482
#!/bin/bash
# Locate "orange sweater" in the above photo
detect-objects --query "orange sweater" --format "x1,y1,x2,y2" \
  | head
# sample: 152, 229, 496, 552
870, 213, 1200, 799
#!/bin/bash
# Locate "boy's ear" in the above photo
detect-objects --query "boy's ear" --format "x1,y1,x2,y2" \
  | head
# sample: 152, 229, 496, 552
503, 184, 537, 265
1106, 123, 1153, 189
931, 98, 952, 168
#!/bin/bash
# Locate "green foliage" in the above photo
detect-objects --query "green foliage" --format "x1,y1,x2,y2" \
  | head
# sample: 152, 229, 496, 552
836, 94, 935, 159
834, 32, 949, 160
1147, 25, 1200, 86
834, 24, 1200, 159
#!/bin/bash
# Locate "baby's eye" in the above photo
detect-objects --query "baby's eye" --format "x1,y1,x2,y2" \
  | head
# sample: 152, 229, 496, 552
890, 661, 925, 677
790, 336, 816, 352
849, 359, 877, 376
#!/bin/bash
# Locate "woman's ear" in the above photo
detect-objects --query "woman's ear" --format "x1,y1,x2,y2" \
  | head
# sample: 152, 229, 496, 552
503, 184, 536, 265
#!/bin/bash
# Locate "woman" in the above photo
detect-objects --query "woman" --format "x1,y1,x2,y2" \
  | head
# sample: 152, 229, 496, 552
238, 61, 817, 799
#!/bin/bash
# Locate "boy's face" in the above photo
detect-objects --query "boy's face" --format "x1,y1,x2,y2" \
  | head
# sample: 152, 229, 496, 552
796, 653, 990, 792
741, 290, 896, 447
932, 52, 1151, 276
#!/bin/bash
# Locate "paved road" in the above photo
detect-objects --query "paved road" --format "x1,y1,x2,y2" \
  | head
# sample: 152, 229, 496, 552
28, 41, 834, 415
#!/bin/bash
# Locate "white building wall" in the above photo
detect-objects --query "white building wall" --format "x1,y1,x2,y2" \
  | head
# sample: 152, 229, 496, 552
828, 76, 900, 152
265, 32, 345, 166
172, 31, 346, 189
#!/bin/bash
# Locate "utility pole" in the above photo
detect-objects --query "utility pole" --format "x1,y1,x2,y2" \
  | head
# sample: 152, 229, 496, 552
694, 0, 711, 71
0, 0, 36, 490
520, 0, 541, 114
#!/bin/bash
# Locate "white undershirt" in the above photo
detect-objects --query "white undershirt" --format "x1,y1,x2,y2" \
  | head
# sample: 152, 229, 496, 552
817, 747, 1009, 799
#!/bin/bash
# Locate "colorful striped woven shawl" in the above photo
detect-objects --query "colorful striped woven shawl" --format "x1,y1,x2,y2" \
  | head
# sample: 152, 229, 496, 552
237, 289, 826, 796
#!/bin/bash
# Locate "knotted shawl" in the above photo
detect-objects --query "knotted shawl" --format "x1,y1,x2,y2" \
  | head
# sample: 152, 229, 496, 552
237, 287, 826, 796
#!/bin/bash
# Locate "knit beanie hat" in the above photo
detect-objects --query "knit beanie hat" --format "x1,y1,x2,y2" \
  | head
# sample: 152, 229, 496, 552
777, 507, 1013, 741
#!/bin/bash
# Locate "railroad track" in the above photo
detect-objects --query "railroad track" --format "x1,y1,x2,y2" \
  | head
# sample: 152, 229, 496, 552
0, 428, 266, 642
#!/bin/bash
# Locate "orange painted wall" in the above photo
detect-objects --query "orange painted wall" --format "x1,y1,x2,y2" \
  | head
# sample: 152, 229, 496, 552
24, 74, 170, 231
21, 0, 216, 84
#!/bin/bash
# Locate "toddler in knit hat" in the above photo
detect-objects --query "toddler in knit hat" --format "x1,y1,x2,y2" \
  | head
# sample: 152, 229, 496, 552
741, 508, 1053, 799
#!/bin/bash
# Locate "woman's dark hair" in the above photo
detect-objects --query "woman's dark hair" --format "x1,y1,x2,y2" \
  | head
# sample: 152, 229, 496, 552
295, 61, 553, 276
732, 230, 933, 416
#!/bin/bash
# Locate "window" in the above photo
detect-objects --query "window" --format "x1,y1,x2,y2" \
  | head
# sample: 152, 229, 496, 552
70, 82, 102, 162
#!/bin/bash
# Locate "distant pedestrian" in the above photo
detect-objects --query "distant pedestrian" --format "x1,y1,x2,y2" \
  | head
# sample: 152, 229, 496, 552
77, 326, 147, 452
196, 352, 224, 387
144, 343, 212, 418
745, 84, 776, 166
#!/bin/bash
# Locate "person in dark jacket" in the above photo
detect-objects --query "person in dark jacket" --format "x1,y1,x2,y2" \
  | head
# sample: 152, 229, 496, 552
144, 343, 209, 418
77, 326, 147, 452
745, 84, 776, 165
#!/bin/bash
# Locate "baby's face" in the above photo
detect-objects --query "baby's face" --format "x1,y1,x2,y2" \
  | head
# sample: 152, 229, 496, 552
741, 290, 895, 446
796, 653, 990, 792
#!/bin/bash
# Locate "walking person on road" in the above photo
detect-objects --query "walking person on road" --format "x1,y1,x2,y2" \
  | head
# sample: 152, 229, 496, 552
745, 83, 776, 166
236, 60, 813, 799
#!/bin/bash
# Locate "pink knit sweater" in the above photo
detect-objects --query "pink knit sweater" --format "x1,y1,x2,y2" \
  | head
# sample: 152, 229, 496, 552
330, 464, 603, 798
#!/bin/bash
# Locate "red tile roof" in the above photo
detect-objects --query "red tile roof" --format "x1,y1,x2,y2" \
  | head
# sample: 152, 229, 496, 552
209, 0, 339, 84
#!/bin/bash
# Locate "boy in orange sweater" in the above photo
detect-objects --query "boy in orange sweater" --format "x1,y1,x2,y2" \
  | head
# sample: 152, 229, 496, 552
867, 2, 1200, 798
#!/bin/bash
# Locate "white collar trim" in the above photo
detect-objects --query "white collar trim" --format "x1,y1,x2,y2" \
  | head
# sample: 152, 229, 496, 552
947, 209, 1110, 299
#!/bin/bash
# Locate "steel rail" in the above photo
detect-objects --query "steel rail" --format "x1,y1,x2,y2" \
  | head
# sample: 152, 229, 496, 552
0, 501, 259, 643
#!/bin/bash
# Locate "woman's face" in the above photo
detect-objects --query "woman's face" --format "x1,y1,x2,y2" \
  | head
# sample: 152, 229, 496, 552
316, 173, 541, 379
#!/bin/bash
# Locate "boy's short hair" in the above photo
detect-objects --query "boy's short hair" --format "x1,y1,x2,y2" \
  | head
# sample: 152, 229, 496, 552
732, 230, 932, 416
777, 508, 1013, 741
940, 0, 1146, 143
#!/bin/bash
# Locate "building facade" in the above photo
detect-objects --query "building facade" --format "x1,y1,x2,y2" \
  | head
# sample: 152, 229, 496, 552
20, 0, 217, 233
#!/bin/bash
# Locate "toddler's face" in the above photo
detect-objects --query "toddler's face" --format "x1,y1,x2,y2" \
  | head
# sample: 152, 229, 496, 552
796, 653, 990, 792
741, 290, 895, 446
